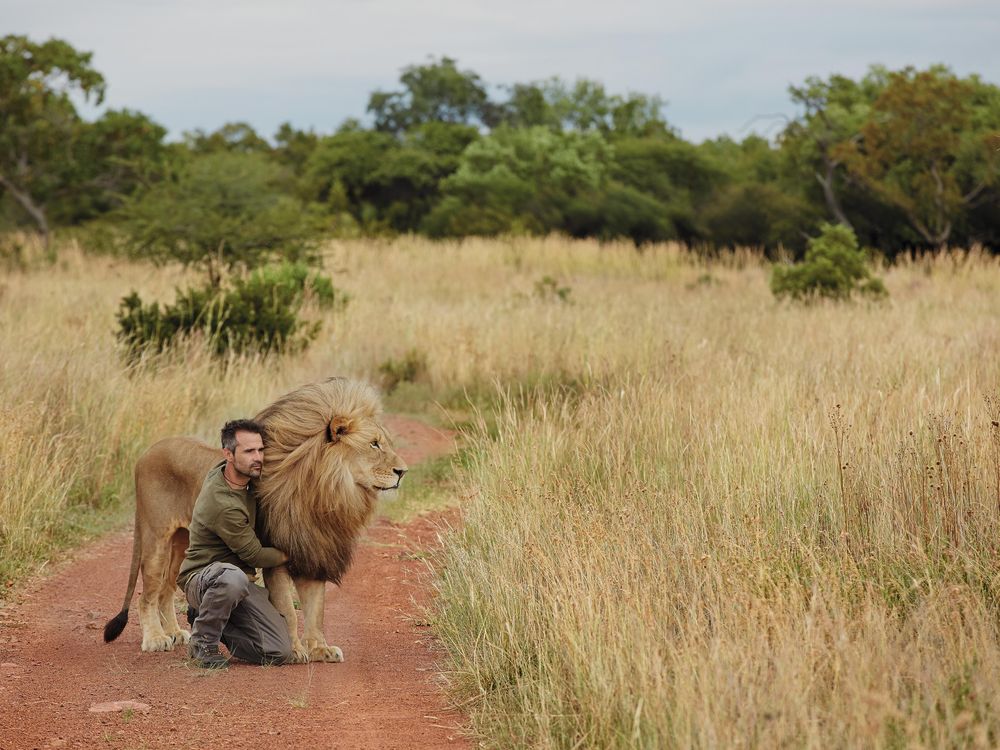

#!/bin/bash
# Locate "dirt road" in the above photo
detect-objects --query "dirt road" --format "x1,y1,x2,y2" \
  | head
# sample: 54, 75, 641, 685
0, 416, 469, 750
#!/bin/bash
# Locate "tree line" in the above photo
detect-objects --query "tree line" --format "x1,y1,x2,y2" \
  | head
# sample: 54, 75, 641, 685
2, 34, 999, 257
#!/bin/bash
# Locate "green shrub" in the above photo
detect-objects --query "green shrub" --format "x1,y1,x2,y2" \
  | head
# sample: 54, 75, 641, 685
378, 348, 428, 393
116, 262, 343, 359
534, 275, 572, 303
770, 223, 887, 301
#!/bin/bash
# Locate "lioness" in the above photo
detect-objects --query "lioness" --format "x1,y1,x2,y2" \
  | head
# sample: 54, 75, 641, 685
104, 377, 407, 663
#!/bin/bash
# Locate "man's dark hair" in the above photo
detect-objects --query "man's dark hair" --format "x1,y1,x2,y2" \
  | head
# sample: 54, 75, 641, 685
221, 419, 264, 452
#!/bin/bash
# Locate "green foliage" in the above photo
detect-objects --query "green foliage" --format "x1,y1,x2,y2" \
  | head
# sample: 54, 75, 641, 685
273, 122, 320, 174
378, 349, 428, 393
55, 108, 169, 224
780, 70, 887, 235
368, 56, 495, 133
115, 262, 342, 358
564, 182, 675, 245
184, 122, 272, 155
835, 67, 999, 245
770, 223, 887, 301
534, 275, 572, 303
0, 35, 105, 240
121, 151, 322, 286
498, 78, 670, 137
423, 126, 609, 237
609, 136, 720, 242
703, 182, 818, 251
2, 42, 998, 254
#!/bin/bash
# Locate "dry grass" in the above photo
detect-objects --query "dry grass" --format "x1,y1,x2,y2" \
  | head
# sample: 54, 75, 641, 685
3, 233, 1000, 747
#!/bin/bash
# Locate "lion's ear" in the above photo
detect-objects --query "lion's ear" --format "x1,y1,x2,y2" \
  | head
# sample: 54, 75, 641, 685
326, 417, 353, 444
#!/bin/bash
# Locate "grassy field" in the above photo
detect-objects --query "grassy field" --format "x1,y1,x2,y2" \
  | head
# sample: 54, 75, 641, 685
2, 235, 1000, 747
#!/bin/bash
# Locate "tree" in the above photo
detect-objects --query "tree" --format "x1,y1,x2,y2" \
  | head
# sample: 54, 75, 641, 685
368, 57, 496, 134
184, 122, 272, 155
56, 108, 168, 224
0, 35, 105, 244
702, 182, 817, 251
422, 126, 609, 237
497, 78, 670, 137
121, 152, 321, 287
835, 67, 999, 246
563, 183, 674, 245
303, 122, 478, 232
303, 128, 399, 230
497, 82, 560, 129
612, 136, 721, 241
781, 70, 886, 230
273, 122, 319, 174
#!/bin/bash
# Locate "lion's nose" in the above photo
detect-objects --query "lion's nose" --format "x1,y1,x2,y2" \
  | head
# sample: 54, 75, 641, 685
393, 468, 407, 479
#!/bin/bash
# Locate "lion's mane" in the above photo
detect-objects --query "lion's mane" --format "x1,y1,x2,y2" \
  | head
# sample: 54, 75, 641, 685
254, 377, 383, 583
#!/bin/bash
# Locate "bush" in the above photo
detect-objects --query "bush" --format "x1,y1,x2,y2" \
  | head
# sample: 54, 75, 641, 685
116, 262, 343, 359
770, 223, 887, 301
534, 275, 572, 303
378, 349, 428, 393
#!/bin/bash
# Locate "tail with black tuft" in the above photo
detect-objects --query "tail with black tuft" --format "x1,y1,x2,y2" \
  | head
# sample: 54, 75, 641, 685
103, 509, 142, 645
103, 611, 129, 643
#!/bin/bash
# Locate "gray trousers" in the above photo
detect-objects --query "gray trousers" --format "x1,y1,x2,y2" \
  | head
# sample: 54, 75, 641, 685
184, 562, 293, 665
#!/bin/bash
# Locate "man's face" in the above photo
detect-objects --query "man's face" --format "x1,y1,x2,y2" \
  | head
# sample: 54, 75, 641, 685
225, 430, 264, 480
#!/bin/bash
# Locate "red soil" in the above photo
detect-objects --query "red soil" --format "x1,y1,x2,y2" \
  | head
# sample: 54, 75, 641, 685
0, 416, 470, 750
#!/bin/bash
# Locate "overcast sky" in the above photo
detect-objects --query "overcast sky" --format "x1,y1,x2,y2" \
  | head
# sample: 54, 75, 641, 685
5, 0, 998, 143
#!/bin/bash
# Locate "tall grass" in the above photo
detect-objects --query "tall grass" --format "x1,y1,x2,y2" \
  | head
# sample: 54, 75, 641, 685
4, 232, 1000, 746
427, 246, 1000, 748
0, 240, 281, 582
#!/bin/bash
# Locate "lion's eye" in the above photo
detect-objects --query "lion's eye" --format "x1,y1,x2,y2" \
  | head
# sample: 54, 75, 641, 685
370, 440, 381, 450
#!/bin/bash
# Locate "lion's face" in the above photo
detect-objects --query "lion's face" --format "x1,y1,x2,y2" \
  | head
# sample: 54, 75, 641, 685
328, 414, 407, 492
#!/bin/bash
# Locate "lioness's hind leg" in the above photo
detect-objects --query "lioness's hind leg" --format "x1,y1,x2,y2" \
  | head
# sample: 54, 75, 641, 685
297, 578, 343, 663
158, 528, 190, 646
138, 538, 175, 652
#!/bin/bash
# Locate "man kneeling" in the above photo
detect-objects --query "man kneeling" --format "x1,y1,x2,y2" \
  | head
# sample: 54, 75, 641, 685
176, 419, 292, 668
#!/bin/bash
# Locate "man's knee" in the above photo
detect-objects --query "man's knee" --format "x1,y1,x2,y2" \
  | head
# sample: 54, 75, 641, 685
263, 623, 294, 665
265, 644, 294, 666
211, 565, 251, 601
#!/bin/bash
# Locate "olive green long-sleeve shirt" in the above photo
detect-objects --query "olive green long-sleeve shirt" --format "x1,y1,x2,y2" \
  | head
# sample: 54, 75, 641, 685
177, 461, 285, 589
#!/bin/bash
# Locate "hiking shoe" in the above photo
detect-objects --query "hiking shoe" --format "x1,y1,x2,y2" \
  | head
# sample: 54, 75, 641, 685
188, 642, 229, 669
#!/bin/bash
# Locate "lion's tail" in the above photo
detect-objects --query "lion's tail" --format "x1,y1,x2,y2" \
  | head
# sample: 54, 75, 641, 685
103, 521, 141, 643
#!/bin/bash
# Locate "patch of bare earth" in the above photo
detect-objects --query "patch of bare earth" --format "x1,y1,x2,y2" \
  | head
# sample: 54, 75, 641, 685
0, 416, 469, 750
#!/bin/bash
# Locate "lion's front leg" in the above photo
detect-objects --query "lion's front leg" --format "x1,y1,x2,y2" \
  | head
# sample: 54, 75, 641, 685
263, 566, 309, 664
295, 578, 343, 663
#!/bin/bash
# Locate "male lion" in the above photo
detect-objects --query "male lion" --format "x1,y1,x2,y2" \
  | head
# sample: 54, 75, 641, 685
103, 377, 407, 663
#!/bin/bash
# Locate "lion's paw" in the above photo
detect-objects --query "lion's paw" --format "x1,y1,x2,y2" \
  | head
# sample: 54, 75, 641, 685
141, 634, 176, 652
170, 629, 191, 646
309, 644, 344, 663
289, 643, 311, 664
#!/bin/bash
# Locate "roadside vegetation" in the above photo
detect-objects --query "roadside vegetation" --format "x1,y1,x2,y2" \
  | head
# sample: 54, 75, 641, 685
3, 233, 1000, 747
